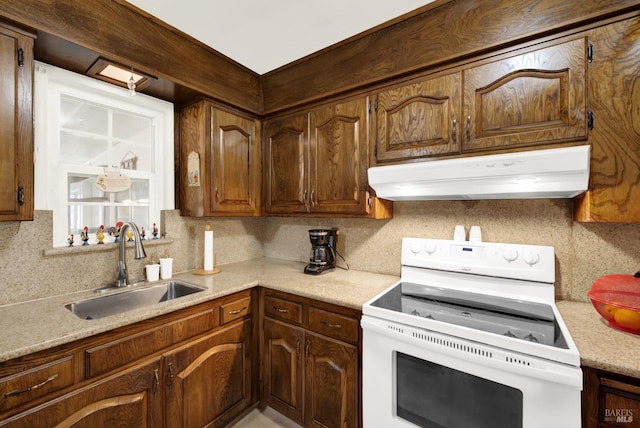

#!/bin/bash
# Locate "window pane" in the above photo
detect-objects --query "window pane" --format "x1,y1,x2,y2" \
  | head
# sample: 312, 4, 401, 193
113, 179, 149, 204
60, 132, 110, 166
113, 110, 152, 143
60, 96, 108, 135
68, 174, 107, 202
68, 205, 112, 236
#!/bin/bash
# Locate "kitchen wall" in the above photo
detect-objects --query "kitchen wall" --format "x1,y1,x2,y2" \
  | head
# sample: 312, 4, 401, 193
263, 199, 640, 301
1, 200, 639, 307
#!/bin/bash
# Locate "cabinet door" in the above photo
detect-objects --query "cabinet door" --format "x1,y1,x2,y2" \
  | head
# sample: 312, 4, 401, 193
0, 358, 162, 428
575, 17, 640, 222
263, 113, 310, 214
0, 24, 33, 221
304, 331, 358, 428
375, 72, 462, 162
309, 98, 369, 215
211, 108, 261, 215
263, 317, 305, 425
463, 38, 587, 153
164, 319, 253, 428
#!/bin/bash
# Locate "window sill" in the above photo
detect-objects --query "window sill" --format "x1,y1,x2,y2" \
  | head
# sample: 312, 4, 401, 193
43, 239, 173, 258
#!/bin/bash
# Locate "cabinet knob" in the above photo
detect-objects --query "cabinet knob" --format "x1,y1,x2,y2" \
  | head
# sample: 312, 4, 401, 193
466, 116, 471, 142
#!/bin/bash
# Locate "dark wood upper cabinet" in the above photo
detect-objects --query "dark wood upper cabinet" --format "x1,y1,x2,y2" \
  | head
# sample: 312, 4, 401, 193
463, 38, 588, 153
263, 99, 392, 218
179, 101, 261, 217
263, 113, 309, 214
309, 98, 370, 215
574, 16, 640, 222
0, 22, 33, 222
374, 72, 462, 162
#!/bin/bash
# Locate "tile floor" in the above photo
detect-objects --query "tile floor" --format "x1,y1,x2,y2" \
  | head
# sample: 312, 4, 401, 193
230, 407, 302, 428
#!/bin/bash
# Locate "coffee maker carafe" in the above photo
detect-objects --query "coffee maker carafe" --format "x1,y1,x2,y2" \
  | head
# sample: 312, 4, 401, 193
304, 228, 338, 275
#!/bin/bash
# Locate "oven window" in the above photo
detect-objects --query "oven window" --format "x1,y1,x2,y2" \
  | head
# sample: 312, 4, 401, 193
396, 352, 522, 428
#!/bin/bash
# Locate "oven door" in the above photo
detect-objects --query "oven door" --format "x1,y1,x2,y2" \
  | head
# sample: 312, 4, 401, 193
362, 315, 582, 428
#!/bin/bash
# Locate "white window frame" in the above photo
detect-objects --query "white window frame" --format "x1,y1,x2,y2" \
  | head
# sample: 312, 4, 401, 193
34, 62, 174, 247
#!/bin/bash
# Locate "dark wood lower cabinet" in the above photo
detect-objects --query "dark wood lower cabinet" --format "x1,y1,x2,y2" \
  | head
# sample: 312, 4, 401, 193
164, 319, 254, 428
0, 290, 257, 428
0, 357, 162, 427
304, 331, 358, 428
0, 287, 363, 428
262, 289, 361, 428
583, 366, 640, 428
263, 317, 305, 424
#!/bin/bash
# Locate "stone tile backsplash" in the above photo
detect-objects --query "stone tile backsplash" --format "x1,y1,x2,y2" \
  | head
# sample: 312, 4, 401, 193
0, 199, 638, 306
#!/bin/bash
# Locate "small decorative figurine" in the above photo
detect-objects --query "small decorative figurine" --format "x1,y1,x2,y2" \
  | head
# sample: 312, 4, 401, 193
126, 228, 134, 241
152, 223, 159, 239
67, 234, 75, 247
81, 226, 89, 246
96, 225, 105, 244
140, 227, 146, 240
109, 221, 123, 243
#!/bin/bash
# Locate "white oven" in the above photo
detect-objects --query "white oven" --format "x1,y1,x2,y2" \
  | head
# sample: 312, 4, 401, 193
361, 238, 582, 428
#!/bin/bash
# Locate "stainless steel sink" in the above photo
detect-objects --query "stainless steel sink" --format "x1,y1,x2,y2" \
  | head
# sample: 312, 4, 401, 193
65, 281, 206, 320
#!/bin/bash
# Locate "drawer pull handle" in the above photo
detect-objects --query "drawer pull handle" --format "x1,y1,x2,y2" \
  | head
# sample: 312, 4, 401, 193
321, 320, 342, 329
274, 307, 289, 314
229, 306, 247, 315
4, 373, 59, 398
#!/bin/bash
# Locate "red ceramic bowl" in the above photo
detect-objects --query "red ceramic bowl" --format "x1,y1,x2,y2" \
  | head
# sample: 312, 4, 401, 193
588, 274, 640, 335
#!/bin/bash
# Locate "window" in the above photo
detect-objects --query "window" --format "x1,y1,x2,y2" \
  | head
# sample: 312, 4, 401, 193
34, 62, 174, 247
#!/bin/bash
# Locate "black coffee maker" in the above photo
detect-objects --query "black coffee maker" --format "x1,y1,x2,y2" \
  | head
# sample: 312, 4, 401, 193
304, 228, 338, 275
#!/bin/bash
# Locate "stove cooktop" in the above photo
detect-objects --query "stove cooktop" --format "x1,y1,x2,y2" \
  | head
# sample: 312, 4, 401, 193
370, 284, 569, 349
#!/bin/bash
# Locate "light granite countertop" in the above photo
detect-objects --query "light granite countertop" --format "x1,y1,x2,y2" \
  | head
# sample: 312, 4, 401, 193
0, 257, 638, 380
0, 258, 398, 363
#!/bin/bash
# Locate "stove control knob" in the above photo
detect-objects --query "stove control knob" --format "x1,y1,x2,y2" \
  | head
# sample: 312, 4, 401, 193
524, 334, 539, 343
523, 252, 540, 267
503, 330, 516, 338
424, 243, 437, 255
410, 244, 421, 255
502, 249, 519, 263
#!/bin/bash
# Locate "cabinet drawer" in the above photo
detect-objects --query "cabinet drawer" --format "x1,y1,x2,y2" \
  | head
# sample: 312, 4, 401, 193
220, 296, 252, 324
85, 308, 216, 378
308, 307, 359, 344
0, 356, 76, 412
264, 296, 303, 324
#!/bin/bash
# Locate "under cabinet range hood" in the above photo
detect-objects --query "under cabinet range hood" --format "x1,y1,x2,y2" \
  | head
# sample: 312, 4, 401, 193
368, 145, 591, 200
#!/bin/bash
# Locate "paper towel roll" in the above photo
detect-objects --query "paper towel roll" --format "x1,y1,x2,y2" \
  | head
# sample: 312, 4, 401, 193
204, 226, 214, 271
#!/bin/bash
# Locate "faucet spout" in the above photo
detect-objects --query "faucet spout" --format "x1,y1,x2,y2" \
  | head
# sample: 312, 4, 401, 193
114, 222, 147, 287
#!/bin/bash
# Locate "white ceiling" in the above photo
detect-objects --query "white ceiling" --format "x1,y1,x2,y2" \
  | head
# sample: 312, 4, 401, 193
125, 0, 435, 75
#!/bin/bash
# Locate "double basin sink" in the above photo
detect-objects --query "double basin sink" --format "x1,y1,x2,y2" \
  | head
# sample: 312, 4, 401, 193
65, 280, 206, 320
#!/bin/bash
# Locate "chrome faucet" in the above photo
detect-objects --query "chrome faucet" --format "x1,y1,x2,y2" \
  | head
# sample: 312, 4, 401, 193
114, 222, 147, 287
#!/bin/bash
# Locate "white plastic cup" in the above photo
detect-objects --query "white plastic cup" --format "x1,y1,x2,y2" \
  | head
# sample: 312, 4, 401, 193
453, 225, 466, 241
145, 264, 160, 282
469, 225, 482, 242
159, 258, 173, 279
